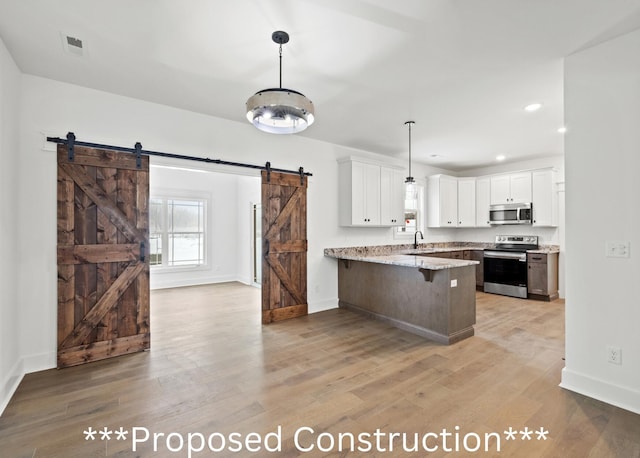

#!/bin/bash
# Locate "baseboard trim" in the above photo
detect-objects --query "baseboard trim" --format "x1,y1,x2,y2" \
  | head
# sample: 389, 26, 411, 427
338, 300, 473, 344
22, 351, 56, 374
151, 275, 237, 290
0, 358, 24, 417
560, 367, 640, 415
308, 298, 338, 314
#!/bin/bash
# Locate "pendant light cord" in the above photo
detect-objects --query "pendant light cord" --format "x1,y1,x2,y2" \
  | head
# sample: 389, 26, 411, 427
279, 43, 283, 89
408, 122, 412, 178
405, 121, 415, 183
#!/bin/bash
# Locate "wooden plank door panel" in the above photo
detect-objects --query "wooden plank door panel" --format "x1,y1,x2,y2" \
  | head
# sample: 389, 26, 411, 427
262, 171, 308, 324
57, 145, 150, 368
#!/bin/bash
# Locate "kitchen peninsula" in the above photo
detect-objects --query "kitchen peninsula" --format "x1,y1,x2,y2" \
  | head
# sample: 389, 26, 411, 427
325, 245, 479, 344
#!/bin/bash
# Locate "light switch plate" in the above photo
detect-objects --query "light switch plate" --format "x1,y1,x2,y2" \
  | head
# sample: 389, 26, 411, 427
451, 279, 457, 288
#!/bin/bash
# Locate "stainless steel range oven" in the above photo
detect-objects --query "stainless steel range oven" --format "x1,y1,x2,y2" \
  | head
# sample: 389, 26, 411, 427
484, 235, 538, 299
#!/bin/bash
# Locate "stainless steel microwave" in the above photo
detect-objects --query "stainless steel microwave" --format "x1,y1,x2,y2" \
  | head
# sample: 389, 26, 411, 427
489, 203, 532, 225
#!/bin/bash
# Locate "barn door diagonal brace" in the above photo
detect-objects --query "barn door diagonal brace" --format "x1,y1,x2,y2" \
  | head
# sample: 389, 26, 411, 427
47, 133, 313, 178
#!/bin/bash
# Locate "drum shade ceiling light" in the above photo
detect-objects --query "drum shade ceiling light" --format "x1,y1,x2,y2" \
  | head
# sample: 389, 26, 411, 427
246, 31, 314, 134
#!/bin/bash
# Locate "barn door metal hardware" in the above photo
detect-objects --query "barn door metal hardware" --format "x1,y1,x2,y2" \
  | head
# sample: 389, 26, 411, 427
134, 142, 143, 169
47, 133, 313, 178
299, 167, 305, 185
66, 132, 76, 161
139, 241, 145, 262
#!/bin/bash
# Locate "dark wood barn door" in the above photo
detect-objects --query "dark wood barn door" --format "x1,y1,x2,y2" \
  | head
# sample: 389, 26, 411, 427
262, 171, 308, 324
57, 145, 150, 368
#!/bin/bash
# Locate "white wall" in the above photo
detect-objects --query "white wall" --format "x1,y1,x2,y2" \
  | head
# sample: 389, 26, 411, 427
562, 28, 640, 414
0, 37, 22, 414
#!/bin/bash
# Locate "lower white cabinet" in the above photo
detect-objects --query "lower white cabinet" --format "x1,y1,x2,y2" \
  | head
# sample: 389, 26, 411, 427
338, 158, 404, 227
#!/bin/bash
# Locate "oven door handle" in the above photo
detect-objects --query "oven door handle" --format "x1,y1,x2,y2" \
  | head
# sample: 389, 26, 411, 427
484, 251, 527, 261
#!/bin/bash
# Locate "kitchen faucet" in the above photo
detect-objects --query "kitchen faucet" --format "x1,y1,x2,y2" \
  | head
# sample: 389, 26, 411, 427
413, 230, 424, 249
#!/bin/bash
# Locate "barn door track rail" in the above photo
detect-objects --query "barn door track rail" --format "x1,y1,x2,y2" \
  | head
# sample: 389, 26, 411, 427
47, 132, 313, 182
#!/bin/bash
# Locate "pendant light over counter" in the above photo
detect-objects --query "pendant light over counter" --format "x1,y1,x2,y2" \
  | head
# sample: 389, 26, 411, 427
246, 31, 315, 134
405, 121, 415, 184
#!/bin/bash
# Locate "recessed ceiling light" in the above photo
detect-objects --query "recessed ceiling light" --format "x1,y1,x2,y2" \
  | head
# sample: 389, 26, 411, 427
557, 126, 567, 133
496, 155, 506, 161
524, 103, 542, 112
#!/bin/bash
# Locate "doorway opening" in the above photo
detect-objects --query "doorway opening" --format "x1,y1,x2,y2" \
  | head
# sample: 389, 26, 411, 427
149, 163, 262, 293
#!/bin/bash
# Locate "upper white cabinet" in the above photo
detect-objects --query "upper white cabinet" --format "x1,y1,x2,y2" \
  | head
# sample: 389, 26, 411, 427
338, 158, 404, 227
457, 178, 476, 227
532, 169, 558, 227
427, 174, 459, 227
380, 167, 405, 225
426, 169, 557, 229
490, 172, 532, 204
476, 177, 491, 227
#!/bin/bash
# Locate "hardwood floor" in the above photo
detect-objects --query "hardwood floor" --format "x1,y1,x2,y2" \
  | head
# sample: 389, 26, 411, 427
1, 283, 639, 457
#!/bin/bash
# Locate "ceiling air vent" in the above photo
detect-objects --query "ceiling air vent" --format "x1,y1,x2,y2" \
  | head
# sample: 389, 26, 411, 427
60, 32, 87, 57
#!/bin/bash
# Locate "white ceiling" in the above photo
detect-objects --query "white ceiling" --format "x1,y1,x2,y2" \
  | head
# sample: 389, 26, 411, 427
2, 0, 640, 171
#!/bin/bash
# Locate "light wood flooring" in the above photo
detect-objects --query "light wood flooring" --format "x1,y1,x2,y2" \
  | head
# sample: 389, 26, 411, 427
1, 283, 639, 457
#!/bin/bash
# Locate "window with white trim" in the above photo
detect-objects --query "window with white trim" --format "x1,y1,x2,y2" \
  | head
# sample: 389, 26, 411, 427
395, 182, 425, 237
149, 197, 206, 268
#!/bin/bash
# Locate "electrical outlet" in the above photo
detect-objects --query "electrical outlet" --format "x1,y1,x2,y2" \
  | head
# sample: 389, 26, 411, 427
450, 279, 457, 288
607, 345, 622, 365
605, 241, 630, 258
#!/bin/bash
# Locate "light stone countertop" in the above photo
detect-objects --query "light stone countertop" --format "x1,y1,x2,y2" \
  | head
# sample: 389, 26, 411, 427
324, 242, 559, 270
324, 252, 479, 270
526, 246, 560, 254
324, 242, 560, 259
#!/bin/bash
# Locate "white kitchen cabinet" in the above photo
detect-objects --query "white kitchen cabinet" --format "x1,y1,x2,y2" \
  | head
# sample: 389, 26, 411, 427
457, 178, 476, 227
476, 177, 491, 227
427, 174, 458, 227
490, 172, 532, 204
532, 169, 558, 227
338, 158, 403, 227
380, 167, 405, 225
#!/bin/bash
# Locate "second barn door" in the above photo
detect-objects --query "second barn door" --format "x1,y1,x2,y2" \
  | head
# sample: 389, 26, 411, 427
262, 170, 308, 324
